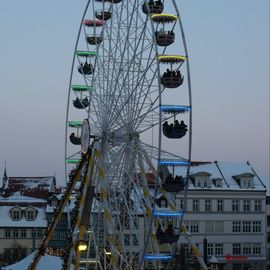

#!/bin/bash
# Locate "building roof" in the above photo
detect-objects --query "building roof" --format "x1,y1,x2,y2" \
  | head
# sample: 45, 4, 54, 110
170, 161, 266, 191
2, 176, 56, 199
0, 195, 46, 206
216, 161, 266, 191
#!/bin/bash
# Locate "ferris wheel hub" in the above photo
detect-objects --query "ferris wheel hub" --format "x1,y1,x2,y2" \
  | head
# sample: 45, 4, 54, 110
102, 130, 140, 145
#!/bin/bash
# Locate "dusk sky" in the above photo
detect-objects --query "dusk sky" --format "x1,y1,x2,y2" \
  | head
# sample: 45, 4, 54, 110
0, 1, 269, 186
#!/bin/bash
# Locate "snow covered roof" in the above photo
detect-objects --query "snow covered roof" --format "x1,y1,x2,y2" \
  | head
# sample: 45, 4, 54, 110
3, 176, 56, 199
216, 161, 266, 191
169, 161, 266, 191
0, 205, 47, 227
2, 252, 74, 270
0, 195, 46, 205
46, 196, 76, 213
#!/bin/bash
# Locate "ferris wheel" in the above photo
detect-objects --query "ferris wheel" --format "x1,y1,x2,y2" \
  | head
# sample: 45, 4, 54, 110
64, 0, 193, 269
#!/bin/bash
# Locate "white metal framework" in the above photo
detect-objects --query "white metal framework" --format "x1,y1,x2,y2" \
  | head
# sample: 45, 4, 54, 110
63, 0, 193, 269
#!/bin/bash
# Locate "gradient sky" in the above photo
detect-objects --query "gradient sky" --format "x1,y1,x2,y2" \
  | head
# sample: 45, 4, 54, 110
0, 1, 269, 185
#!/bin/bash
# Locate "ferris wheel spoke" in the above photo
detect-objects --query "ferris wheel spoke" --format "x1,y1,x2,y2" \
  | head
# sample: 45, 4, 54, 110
108, 56, 157, 129
105, 13, 152, 119
130, 40, 174, 129
94, 5, 140, 125
140, 141, 187, 162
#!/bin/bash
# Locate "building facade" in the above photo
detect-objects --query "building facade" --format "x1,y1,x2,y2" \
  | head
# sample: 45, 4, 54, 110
161, 161, 268, 270
266, 195, 270, 270
0, 172, 69, 266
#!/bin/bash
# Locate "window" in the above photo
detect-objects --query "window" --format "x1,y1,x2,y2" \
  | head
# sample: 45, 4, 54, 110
232, 200, 240, 212
26, 210, 35, 220
192, 200, 199, 211
5, 229, 11, 238
52, 232, 57, 240
190, 221, 199, 233
216, 179, 222, 188
243, 243, 251, 255
232, 221, 241, 233
252, 221, 261, 233
160, 199, 167, 208
246, 179, 252, 188
217, 200, 223, 212
60, 232, 65, 240
12, 210, 21, 220
124, 235, 130, 245
98, 231, 104, 242
243, 221, 251, 232
205, 221, 214, 233
203, 179, 208, 188
21, 229, 27, 238
207, 243, 213, 256
253, 243, 261, 255
180, 243, 189, 255
254, 200, 262, 212
197, 180, 201, 187
182, 221, 189, 232
60, 215, 66, 225
215, 243, 223, 255
51, 199, 58, 207
205, 200, 211, 212
21, 248, 27, 258
4, 249, 12, 260
233, 243, 241, 255
243, 200, 250, 212
37, 229, 43, 238
133, 216, 138, 230
133, 235, 139, 246
13, 229, 19, 238
176, 199, 184, 210
215, 221, 224, 233
31, 229, 36, 238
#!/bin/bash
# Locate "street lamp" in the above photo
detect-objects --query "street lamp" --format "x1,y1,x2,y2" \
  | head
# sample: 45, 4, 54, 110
77, 241, 88, 251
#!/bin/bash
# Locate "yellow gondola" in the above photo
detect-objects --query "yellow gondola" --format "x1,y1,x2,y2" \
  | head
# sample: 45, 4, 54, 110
151, 13, 178, 23
158, 55, 186, 64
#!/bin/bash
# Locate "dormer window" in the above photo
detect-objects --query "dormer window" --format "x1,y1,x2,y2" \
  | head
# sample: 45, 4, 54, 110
25, 207, 37, 220
213, 178, 223, 188
51, 199, 58, 207
233, 173, 255, 189
191, 172, 212, 188
26, 210, 35, 220
10, 207, 22, 221
246, 178, 252, 188
216, 180, 222, 188
12, 210, 21, 220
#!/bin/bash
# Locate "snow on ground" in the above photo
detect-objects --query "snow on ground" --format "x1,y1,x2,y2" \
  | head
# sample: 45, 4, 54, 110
2, 252, 74, 270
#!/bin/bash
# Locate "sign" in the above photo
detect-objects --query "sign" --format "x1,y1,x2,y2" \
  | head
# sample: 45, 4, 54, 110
81, 119, 90, 154
225, 255, 248, 261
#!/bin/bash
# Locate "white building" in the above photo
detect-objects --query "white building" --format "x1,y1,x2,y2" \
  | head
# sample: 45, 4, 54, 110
266, 195, 270, 270
0, 172, 56, 267
161, 161, 267, 270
